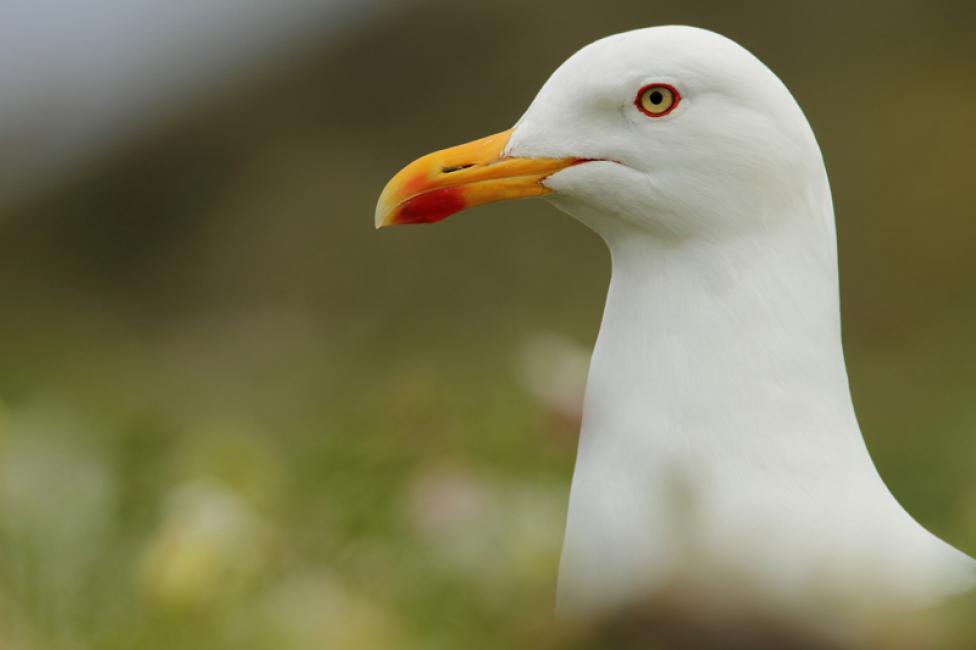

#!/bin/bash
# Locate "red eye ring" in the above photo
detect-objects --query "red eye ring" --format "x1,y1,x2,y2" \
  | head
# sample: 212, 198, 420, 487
635, 83, 680, 117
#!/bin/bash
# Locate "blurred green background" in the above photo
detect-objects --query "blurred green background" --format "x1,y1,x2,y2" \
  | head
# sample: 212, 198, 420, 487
1, 1, 974, 648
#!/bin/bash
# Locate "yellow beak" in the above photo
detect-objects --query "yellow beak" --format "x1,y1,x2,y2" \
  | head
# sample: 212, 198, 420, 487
374, 128, 579, 228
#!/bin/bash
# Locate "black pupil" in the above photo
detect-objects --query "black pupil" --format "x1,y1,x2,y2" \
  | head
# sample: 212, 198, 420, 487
649, 90, 663, 105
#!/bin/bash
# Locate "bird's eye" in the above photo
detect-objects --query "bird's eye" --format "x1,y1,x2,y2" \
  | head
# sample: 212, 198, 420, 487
636, 83, 679, 117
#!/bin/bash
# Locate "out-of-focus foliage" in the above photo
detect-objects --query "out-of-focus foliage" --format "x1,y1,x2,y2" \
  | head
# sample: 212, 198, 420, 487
0, 1, 974, 647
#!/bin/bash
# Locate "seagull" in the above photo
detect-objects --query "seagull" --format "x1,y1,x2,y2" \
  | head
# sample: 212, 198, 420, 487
375, 26, 976, 621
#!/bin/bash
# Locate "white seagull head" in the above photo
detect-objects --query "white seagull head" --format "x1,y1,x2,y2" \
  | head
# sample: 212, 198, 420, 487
377, 25, 827, 250
509, 26, 824, 242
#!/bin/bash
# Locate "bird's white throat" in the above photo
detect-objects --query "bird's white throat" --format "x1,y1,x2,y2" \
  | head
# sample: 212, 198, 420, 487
552, 194, 974, 616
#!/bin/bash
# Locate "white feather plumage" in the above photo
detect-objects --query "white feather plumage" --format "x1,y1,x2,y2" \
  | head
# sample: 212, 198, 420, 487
502, 26, 976, 617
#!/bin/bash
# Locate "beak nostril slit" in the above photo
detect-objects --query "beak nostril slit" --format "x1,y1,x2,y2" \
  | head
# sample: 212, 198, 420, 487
442, 164, 474, 174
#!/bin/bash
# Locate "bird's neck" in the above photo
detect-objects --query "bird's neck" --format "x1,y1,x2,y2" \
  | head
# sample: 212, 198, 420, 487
557, 205, 976, 617
559, 215, 882, 611
587, 219, 857, 470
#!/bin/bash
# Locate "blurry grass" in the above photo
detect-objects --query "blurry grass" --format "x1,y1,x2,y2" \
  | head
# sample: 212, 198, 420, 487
0, 325, 577, 649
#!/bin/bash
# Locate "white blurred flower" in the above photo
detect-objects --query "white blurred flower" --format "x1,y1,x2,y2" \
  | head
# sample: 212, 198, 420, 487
404, 466, 564, 594
406, 465, 491, 541
141, 479, 270, 609
516, 331, 589, 436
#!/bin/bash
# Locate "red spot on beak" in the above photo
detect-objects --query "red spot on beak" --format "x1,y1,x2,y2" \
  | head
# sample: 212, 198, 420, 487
403, 172, 432, 196
393, 187, 468, 225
